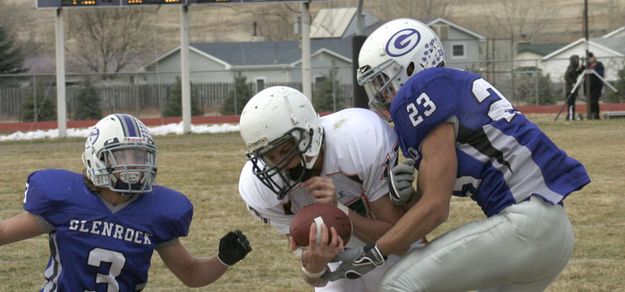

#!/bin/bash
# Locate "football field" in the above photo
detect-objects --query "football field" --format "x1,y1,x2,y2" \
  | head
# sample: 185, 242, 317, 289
0, 115, 623, 291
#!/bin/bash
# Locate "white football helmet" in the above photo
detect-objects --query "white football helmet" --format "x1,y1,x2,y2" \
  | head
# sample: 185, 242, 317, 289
82, 114, 157, 194
358, 18, 446, 119
239, 86, 323, 199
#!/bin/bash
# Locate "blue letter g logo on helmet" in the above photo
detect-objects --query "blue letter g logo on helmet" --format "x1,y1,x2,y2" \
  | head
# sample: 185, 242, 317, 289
386, 28, 421, 57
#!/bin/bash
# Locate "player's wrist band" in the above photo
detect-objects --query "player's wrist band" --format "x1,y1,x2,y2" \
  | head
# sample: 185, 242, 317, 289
337, 202, 349, 216
292, 247, 304, 259
217, 255, 231, 268
301, 265, 327, 278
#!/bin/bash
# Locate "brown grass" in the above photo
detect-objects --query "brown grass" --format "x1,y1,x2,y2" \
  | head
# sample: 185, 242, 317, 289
1, 115, 624, 291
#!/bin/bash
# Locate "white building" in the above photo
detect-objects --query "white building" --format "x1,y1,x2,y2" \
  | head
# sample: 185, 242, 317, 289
540, 27, 625, 82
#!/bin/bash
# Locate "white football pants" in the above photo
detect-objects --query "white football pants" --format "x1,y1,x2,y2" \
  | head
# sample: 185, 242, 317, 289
379, 196, 574, 292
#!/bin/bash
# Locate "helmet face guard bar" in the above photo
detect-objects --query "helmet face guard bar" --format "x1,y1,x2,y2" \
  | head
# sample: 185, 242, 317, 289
246, 128, 312, 200
83, 114, 159, 195
358, 59, 402, 120
95, 143, 158, 194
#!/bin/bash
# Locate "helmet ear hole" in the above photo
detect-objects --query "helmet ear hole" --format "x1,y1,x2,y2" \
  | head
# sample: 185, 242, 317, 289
406, 62, 415, 77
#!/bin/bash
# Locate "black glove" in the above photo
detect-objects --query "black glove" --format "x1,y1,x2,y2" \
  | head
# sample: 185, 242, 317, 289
388, 158, 418, 206
217, 230, 252, 266
324, 244, 386, 281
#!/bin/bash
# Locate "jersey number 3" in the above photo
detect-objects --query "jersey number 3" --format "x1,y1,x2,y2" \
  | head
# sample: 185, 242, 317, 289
88, 248, 126, 291
407, 92, 437, 127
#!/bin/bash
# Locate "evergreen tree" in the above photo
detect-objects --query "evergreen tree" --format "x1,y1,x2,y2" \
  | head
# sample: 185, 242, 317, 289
73, 78, 102, 120
162, 76, 203, 117
21, 93, 56, 122
537, 73, 557, 105
605, 64, 625, 103
0, 25, 27, 87
514, 69, 557, 105
312, 69, 344, 112
221, 72, 253, 115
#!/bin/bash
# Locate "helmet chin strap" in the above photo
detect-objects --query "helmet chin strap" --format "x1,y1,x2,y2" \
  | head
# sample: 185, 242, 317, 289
286, 164, 312, 182
113, 180, 144, 194
110, 172, 145, 194
287, 140, 324, 182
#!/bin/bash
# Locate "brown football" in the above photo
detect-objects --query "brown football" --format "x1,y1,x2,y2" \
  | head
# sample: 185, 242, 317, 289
289, 203, 352, 247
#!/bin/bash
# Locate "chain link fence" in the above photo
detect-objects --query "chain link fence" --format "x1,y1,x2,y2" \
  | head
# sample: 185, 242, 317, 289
1, 57, 624, 122
0, 71, 356, 122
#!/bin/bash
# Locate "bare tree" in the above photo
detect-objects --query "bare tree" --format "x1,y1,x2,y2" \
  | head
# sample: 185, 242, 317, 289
67, 8, 154, 73
0, 1, 45, 58
481, 0, 557, 42
248, 4, 299, 41
0, 2, 23, 35
605, 0, 624, 33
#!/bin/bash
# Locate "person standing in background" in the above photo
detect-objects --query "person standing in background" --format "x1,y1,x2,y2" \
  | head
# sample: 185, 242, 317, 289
564, 54, 584, 120
587, 52, 605, 119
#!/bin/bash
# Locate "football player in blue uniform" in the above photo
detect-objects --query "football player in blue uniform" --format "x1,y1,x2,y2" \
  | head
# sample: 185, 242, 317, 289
0, 114, 251, 291
327, 19, 590, 291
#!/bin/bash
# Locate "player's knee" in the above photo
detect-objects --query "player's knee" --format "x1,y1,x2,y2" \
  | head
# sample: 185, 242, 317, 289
379, 269, 426, 292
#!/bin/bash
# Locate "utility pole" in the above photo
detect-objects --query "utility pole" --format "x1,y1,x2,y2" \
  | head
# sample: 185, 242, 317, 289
55, 8, 66, 138
180, 4, 191, 133
352, 0, 368, 108
301, 1, 312, 100
584, 0, 591, 118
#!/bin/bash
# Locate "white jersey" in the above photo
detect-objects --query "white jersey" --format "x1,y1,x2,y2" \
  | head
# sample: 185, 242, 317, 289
239, 108, 398, 246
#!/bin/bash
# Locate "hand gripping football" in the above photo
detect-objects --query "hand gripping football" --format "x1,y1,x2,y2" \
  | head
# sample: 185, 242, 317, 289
289, 203, 352, 247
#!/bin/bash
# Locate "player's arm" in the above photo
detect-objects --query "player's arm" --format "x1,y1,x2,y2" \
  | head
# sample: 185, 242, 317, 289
0, 212, 44, 246
289, 223, 343, 287
349, 195, 403, 244
303, 176, 404, 244
376, 122, 456, 256
158, 239, 228, 287
158, 231, 251, 287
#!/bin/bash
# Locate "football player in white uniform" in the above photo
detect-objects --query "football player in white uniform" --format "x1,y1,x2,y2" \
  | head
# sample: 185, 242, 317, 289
238, 86, 423, 291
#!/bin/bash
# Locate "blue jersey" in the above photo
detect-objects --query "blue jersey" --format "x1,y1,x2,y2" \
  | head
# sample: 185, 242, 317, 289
23, 169, 193, 291
390, 67, 590, 216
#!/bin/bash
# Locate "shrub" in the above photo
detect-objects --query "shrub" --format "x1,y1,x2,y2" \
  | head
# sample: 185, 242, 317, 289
73, 78, 102, 120
162, 76, 203, 117
21, 94, 56, 122
312, 69, 345, 112
221, 72, 252, 115
514, 69, 557, 105
604, 64, 625, 103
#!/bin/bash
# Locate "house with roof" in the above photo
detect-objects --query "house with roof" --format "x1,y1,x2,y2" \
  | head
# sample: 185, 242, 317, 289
539, 26, 625, 82
309, 7, 379, 39
515, 43, 565, 71
426, 18, 485, 69
142, 9, 486, 88
603, 26, 625, 38
142, 38, 354, 90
